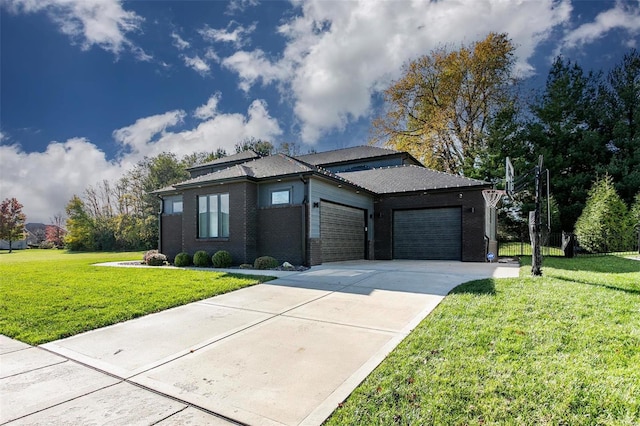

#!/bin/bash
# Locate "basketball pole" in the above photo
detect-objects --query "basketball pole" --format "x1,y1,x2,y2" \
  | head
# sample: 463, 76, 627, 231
532, 155, 543, 276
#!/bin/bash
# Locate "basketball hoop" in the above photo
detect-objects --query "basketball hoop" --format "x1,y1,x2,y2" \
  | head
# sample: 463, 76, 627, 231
482, 189, 506, 209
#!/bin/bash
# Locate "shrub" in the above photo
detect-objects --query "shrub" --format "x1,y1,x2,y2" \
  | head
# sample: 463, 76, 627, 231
254, 256, 278, 270
39, 241, 55, 249
143, 250, 159, 264
193, 250, 211, 267
239, 263, 253, 269
212, 250, 232, 268
174, 252, 192, 267
146, 253, 167, 266
575, 175, 633, 253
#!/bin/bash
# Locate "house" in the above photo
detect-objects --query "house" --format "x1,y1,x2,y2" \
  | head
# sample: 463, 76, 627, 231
153, 146, 491, 265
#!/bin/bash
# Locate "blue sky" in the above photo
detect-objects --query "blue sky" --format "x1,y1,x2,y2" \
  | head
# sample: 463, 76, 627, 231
1, 0, 640, 223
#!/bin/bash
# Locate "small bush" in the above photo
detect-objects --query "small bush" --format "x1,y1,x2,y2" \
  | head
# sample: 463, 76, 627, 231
212, 250, 232, 268
143, 250, 159, 263
239, 263, 253, 269
146, 253, 167, 266
39, 241, 55, 249
193, 250, 211, 267
254, 256, 278, 270
174, 252, 192, 267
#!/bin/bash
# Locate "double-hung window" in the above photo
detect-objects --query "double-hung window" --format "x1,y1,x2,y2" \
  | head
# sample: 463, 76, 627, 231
198, 193, 229, 238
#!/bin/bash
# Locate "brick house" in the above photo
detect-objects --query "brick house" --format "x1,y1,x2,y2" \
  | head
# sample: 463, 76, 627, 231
153, 146, 491, 265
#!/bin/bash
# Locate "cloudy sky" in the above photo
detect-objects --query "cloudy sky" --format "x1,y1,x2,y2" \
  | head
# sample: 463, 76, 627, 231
1, 0, 639, 223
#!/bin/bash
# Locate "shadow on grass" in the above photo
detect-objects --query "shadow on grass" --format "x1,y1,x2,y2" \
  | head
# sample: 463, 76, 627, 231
552, 275, 640, 295
449, 278, 496, 295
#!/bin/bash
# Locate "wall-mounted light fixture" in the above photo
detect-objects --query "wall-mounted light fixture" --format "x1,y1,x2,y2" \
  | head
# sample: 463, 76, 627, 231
458, 193, 463, 199
468, 207, 475, 213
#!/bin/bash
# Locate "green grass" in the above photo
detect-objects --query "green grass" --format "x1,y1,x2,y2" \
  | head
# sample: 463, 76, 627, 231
499, 241, 564, 256
0, 249, 272, 345
326, 256, 640, 425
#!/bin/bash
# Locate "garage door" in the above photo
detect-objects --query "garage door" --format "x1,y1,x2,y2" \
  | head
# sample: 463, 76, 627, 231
320, 201, 365, 262
393, 208, 461, 260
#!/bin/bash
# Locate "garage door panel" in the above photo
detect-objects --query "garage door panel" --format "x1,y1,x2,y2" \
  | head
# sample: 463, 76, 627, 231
393, 208, 461, 260
320, 202, 365, 262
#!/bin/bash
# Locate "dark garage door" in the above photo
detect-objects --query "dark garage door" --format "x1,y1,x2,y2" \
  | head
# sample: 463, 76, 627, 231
393, 207, 461, 260
320, 201, 365, 262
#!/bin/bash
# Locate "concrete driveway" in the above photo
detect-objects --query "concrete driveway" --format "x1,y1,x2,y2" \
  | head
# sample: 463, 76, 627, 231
1, 260, 518, 426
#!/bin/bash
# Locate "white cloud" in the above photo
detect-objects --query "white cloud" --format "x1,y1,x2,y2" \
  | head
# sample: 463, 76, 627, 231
562, 1, 640, 50
204, 47, 220, 63
171, 31, 190, 50
181, 54, 210, 75
226, 0, 260, 15
0, 139, 123, 223
222, 49, 288, 92
0, 96, 281, 222
220, 0, 573, 143
3, 0, 146, 59
199, 21, 257, 48
194, 93, 222, 121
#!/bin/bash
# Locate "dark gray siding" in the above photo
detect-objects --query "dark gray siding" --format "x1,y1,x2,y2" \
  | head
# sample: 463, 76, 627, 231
320, 201, 365, 262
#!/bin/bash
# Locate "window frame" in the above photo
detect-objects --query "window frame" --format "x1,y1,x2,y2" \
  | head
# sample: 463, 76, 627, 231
198, 193, 229, 239
270, 188, 292, 206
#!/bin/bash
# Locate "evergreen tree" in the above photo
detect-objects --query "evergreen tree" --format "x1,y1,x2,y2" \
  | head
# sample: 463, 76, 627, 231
575, 175, 633, 253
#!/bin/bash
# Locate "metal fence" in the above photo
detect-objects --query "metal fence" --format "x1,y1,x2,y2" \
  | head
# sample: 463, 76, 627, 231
498, 231, 640, 258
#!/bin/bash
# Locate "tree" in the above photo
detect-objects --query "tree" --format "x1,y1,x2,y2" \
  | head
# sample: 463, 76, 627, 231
631, 193, 640, 234
46, 213, 66, 247
0, 198, 26, 253
373, 32, 517, 175
574, 175, 633, 253
64, 195, 96, 251
235, 137, 274, 156
526, 57, 609, 231
603, 49, 640, 205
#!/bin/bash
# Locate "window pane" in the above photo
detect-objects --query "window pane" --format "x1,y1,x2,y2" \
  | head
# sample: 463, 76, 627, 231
198, 196, 207, 238
271, 190, 290, 205
209, 195, 218, 237
220, 193, 229, 237
173, 201, 183, 213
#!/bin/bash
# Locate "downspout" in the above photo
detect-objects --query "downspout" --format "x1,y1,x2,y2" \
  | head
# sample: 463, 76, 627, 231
300, 175, 308, 265
156, 196, 163, 252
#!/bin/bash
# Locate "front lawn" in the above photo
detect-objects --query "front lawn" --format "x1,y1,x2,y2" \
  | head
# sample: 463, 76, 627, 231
326, 256, 640, 425
0, 250, 272, 345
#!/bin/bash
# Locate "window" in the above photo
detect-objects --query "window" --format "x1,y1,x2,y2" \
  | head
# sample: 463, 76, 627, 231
172, 200, 183, 213
198, 193, 229, 238
271, 189, 291, 205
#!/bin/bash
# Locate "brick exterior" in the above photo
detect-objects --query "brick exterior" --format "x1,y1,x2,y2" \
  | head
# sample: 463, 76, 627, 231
307, 238, 322, 266
160, 214, 182, 262
257, 205, 304, 265
374, 189, 487, 262
176, 181, 258, 265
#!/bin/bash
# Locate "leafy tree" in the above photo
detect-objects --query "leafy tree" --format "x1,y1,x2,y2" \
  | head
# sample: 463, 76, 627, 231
45, 213, 67, 248
603, 49, 640, 204
630, 193, 640, 234
574, 175, 633, 253
235, 137, 274, 156
0, 198, 26, 253
373, 32, 517, 175
526, 57, 609, 231
64, 195, 95, 251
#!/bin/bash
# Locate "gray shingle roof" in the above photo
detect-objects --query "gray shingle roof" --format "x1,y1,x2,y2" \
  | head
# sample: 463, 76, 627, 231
186, 150, 261, 171
295, 145, 401, 166
337, 165, 488, 193
174, 154, 315, 188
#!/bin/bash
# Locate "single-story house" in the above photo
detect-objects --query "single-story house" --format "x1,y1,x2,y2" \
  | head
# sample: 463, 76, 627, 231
153, 146, 492, 265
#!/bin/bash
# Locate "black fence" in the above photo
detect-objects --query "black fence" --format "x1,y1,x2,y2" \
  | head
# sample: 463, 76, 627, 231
498, 231, 640, 258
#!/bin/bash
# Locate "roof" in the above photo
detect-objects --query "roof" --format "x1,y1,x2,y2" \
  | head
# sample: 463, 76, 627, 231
337, 165, 489, 194
295, 145, 403, 166
174, 154, 315, 188
186, 150, 261, 171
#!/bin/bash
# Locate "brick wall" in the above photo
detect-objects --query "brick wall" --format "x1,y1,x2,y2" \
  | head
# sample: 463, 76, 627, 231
160, 214, 182, 262
374, 188, 487, 262
178, 181, 258, 265
257, 205, 304, 265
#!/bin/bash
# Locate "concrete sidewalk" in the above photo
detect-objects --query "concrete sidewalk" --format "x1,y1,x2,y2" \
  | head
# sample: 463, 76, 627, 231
1, 260, 519, 425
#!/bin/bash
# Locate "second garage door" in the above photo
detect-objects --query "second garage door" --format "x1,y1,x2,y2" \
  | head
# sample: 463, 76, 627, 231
320, 201, 365, 262
393, 207, 462, 260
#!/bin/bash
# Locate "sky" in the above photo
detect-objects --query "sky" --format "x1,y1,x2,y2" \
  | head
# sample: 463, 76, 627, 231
1, 0, 640, 223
